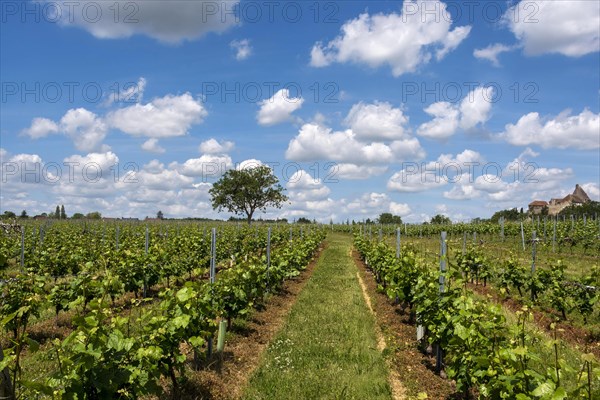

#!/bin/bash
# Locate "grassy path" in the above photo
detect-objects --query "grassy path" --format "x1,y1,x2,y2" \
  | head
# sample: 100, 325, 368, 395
242, 233, 395, 400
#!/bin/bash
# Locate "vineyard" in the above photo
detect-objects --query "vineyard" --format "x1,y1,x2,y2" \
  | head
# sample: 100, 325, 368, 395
0, 221, 325, 399
354, 217, 600, 399
1, 218, 599, 399
3, 0, 598, 398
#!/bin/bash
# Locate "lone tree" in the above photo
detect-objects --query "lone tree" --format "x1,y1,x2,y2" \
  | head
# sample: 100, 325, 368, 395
430, 214, 451, 225
209, 165, 288, 225
377, 212, 403, 225
157, 210, 164, 220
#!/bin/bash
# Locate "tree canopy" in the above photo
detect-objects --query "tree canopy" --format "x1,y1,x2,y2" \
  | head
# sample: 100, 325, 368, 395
2, 211, 16, 219
430, 214, 451, 225
558, 201, 600, 218
377, 213, 403, 225
490, 207, 523, 223
209, 165, 288, 225
86, 211, 102, 220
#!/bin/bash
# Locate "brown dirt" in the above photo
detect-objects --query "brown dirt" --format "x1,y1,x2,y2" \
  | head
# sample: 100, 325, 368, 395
468, 283, 600, 360
172, 243, 327, 400
351, 249, 456, 400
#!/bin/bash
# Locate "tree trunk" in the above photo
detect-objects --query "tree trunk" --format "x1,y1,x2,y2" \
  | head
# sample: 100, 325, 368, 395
169, 362, 179, 399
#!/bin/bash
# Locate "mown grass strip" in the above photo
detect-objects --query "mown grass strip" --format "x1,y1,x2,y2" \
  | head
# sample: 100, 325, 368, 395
243, 233, 392, 400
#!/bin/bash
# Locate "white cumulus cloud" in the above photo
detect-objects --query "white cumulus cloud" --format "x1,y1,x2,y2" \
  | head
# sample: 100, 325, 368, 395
105, 77, 146, 106
286, 123, 393, 164
417, 102, 460, 140
107, 93, 207, 138
22, 109, 109, 152
42, 0, 240, 44
257, 89, 304, 126
499, 109, 600, 150
21, 118, 59, 139
417, 87, 494, 139
387, 168, 447, 193
473, 43, 515, 67
230, 39, 252, 60
60, 108, 109, 152
287, 170, 331, 202
310, 1, 471, 76
389, 201, 411, 216
387, 149, 484, 193
505, 1, 599, 57
345, 192, 391, 214
134, 166, 195, 191
176, 155, 233, 177
199, 138, 235, 154
141, 138, 165, 154
236, 159, 265, 171
343, 101, 409, 140
286, 116, 426, 172
335, 164, 388, 180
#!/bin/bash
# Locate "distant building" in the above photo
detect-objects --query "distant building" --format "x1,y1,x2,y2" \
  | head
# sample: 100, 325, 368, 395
547, 184, 591, 215
528, 200, 548, 215
530, 184, 591, 216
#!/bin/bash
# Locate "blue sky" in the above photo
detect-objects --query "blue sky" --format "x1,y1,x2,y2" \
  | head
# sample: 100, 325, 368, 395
1, 0, 599, 222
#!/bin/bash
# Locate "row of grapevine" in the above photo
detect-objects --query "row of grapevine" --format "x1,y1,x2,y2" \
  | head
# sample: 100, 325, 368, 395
349, 217, 599, 248
354, 234, 599, 399
0, 223, 326, 399
1, 222, 313, 277
455, 245, 599, 322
